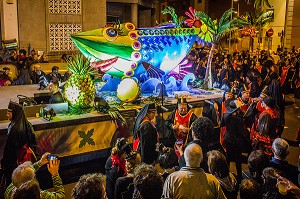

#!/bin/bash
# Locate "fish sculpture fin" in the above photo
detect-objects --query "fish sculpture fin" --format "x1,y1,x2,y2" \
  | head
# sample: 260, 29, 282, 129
142, 62, 165, 78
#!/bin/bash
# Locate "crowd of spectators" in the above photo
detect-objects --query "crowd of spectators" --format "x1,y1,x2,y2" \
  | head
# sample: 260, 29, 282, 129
1, 46, 300, 198
0, 49, 71, 87
3, 124, 299, 199
189, 47, 300, 99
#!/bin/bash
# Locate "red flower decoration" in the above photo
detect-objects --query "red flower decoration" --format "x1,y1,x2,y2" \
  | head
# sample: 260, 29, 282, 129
184, 7, 202, 28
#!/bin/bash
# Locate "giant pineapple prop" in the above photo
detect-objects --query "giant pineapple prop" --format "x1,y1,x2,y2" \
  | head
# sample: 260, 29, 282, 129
64, 55, 96, 112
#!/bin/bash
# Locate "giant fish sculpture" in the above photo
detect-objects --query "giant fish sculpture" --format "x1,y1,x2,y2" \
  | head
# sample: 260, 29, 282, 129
71, 23, 201, 81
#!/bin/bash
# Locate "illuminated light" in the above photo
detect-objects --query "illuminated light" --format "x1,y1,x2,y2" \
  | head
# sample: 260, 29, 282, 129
117, 78, 139, 102
131, 63, 137, 69
125, 70, 134, 76
132, 41, 142, 50
65, 85, 80, 105
126, 23, 135, 30
131, 51, 141, 61
129, 32, 138, 40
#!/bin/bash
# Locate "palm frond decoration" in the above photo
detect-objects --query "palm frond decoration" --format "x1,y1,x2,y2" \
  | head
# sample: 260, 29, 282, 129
193, 8, 244, 88
245, 0, 272, 8
178, 16, 186, 28
162, 6, 180, 27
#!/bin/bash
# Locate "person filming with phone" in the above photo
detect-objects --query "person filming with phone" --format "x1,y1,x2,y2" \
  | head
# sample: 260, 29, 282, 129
4, 152, 65, 199
165, 98, 197, 150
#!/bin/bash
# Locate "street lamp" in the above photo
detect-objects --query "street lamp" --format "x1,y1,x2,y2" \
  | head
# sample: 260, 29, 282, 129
229, 0, 239, 54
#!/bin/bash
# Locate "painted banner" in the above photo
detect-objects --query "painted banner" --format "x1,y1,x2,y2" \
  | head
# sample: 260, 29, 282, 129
35, 120, 117, 157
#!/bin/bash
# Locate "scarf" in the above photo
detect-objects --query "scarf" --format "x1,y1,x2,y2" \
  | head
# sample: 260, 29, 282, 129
111, 155, 127, 175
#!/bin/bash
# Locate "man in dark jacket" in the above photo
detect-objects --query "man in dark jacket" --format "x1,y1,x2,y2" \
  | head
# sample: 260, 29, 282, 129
221, 101, 246, 182
49, 80, 64, 104
176, 117, 224, 173
270, 138, 299, 186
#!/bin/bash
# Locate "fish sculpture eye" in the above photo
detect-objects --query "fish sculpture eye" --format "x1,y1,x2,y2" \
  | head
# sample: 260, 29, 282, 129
103, 27, 118, 41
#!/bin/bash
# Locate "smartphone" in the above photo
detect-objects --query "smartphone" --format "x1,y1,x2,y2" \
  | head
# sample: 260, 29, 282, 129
47, 154, 58, 161
175, 141, 183, 145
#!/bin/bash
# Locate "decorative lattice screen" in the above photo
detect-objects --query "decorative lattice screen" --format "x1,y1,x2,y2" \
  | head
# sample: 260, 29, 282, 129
49, 0, 81, 14
49, 24, 81, 51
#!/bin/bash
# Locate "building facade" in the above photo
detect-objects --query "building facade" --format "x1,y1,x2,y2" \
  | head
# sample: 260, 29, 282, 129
0, 0, 157, 60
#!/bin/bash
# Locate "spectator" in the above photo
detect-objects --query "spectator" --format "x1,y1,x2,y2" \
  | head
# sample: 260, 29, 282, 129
49, 80, 64, 104
156, 146, 179, 181
31, 64, 48, 85
0, 67, 12, 86
270, 138, 298, 185
239, 179, 263, 199
72, 173, 106, 199
276, 174, 300, 198
13, 179, 41, 199
261, 167, 285, 199
177, 117, 224, 172
105, 138, 132, 199
114, 152, 141, 199
132, 103, 158, 164
4, 153, 65, 199
221, 100, 246, 182
133, 164, 163, 199
48, 66, 62, 82
207, 150, 239, 199
61, 54, 68, 63
163, 144, 226, 199
1, 101, 36, 186
242, 150, 270, 184
63, 70, 72, 82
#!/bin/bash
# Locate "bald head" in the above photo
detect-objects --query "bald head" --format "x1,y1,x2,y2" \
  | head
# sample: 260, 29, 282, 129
184, 144, 203, 167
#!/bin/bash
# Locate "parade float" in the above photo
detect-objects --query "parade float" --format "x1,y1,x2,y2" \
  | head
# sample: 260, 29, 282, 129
1, 6, 240, 175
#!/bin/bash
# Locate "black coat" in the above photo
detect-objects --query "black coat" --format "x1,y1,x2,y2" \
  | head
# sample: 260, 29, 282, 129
178, 139, 224, 172
114, 176, 134, 199
1, 106, 36, 186
137, 121, 158, 164
105, 156, 125, 199
49, 91, 64, 104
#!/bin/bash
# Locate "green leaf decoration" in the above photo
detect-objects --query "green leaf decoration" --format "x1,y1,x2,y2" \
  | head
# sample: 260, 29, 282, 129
161, 6, 180, 27
237, 10, 274, 29
67, 54, 97, 76
78, 129, 95, 148
255, 0, 272, 8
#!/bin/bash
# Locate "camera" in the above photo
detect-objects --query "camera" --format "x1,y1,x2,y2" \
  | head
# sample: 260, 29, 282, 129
175, 141, 183, 145
47, 154, 58, 161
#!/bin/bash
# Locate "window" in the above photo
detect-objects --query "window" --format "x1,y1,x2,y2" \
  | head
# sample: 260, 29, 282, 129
49, 0, 81, 14
49, 24, 82, 51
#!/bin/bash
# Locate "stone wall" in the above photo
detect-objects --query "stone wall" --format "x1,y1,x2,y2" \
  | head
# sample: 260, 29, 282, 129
17, 0, 106, 56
